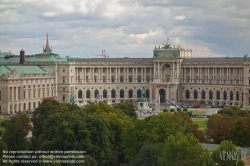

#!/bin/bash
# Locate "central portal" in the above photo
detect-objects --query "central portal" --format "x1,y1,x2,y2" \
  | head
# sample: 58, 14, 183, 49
159, 89, 166, 103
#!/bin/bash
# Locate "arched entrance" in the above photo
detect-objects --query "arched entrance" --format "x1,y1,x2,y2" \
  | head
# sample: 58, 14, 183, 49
159, 89, 166, 103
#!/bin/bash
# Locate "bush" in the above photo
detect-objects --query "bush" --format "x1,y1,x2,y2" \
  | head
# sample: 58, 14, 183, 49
163, 109, 169, 112
170, 109, 175, 112
183, 108, 188, 112
1, 120, 10, 128
0, 130, 3, 137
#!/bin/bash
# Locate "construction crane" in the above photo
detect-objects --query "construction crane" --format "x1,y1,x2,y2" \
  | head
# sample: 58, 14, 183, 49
93, 50, 110, 58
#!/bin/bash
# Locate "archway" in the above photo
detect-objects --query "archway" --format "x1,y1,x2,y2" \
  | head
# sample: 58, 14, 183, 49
159, 89, 166, 103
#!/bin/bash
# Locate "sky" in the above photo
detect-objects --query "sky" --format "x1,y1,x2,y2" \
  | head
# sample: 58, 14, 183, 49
0, 0, 249, 58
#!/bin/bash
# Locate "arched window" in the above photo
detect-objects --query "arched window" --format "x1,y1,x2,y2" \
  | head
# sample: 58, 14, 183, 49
95, 90, 99, 98
33, 102, 36, 109
24, 103, 26, 110
78, 90, 82, 98
129, 89, 133, 98
86, 90, 90, 98
137, 89, 141, 98
111, 89, 116, 98
236, 91, 239, 101
120, 89, 124, 98
202, 90, 205, 99
209, 90, 213, 99
230, 91, 233, 100
103, 89, 107, 98
223, 91, 227, 100
186, 90, 190, 99
146, 89, 150, 98
216, 91, 220, 100
194, 90, 198, 99
28, 102, 31, 110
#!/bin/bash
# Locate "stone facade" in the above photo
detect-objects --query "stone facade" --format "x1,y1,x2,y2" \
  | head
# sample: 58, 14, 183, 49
0, 38, 249, 115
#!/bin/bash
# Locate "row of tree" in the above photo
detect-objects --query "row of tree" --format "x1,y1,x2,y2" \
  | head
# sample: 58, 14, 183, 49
207, 106, 250, 147
0, 100, 248, 165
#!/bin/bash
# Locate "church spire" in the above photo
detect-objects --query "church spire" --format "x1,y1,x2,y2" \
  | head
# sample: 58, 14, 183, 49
43, 33, 52, 53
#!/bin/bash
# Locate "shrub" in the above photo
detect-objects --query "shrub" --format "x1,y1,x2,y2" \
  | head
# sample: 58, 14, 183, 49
183, 108, 188, 112
163, 109, 169, 112
1, 120, 10, 128
170, 109, 175, 112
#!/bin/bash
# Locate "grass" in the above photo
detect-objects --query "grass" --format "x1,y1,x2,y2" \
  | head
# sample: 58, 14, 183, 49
190, 110, 205, 116
192, 119, 207, 132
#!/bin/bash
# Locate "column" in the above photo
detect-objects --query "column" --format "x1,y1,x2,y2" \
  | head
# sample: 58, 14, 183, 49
177, 62, 179, 78
84, 68, 86, 83
233, 67, 235, 84
220, 67, 222, 84
173, 62, 175, 78
116, 67, 118, 83
158, 62, 160, 78
133, 68, 135, 82
110, 67, 112, 83
135, 68, 137, 83
208, 67, 210, 83
150, 68, 152, 82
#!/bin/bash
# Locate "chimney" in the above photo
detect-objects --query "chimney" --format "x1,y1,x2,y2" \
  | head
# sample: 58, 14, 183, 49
19, 49, 25, 64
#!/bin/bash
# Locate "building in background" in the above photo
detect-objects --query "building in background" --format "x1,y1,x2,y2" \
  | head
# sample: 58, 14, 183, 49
0, 35, 249, 115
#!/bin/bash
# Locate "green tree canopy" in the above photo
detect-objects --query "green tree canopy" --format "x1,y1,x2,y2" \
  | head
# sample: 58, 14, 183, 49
2, 112, 31, 150
113, 100, 137, 119
228, 117, 250, 147
211, 140, 245, 166
121, 112, 204, 162
158, 132, 215, 166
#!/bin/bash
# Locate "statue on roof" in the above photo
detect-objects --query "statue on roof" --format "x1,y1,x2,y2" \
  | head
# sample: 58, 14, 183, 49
244, 54, 248, 62
66, 56, 71, 62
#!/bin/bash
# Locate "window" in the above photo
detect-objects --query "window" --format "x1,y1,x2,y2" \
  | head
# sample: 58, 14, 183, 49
111, 76, 115, 83
223, 91, 227, 100
86, 90, 90, 98
120, 76, 124, 83
236, 92, 239, 101
78, 90, 82, 98
230, 91, 233, 100
33, 90, 35, 98
28, 90, 31, 99
129, 89, 133, 98
146, 76, 150, 82
103, 76, 106, 83
216, 91, 220, 100
138, 76, 141, 82
38, 90, 40, 98
94, 76, 97, 83
62, 77, 65, 83
137, 89, 141, 98
129, 76, 132, 82
111, 89, 116, 98
202, 90, 205, 99
23, 91, 26, 99
94, 90, 99, 98
62, 96, 65, 101
120, 89, 124, 98
63, 88, 65, 91
63, 69, 65, 72
103, 89, 107, 98
209, 90, 213, 99
194, 90, 198, 99
186, 90, 190, 99
146, 89, 150, 98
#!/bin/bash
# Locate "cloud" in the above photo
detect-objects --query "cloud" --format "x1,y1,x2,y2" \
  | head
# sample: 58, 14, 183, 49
0, 0, 249, 58
174, 15, 186, 20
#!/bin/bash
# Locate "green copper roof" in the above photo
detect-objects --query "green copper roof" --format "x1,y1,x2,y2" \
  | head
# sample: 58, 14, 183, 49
28, 52, 68, 62
0, 65, 11, 75
0, 52, 15, 58
6, 66, 48, 75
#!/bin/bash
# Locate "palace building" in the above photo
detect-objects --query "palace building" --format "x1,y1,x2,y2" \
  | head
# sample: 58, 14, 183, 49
0, 35, 249, 114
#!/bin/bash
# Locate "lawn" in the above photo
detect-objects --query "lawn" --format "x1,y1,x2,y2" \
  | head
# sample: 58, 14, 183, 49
192, 119, 207, 132
190, 110, 205, 116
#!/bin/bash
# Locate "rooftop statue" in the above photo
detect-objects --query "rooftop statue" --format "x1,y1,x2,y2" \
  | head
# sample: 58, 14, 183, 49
70, 93, 75, 105
66, 56, 71, 62
244, 54, 248, 62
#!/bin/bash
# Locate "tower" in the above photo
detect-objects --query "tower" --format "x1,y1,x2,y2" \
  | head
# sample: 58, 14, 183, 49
43, 33, 52, 53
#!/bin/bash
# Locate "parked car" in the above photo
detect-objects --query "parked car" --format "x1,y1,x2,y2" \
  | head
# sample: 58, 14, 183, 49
194, 104, 200, 108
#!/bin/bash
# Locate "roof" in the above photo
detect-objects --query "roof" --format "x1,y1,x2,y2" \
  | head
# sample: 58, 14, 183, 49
5, 66, 48, 75
0, 65, 11, 75
71, 58, 153, 63
183, 57, 246, 63
0, 52, 15, 58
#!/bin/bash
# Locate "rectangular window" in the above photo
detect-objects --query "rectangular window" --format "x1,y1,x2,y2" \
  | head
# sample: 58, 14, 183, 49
23, 91, 26, 99
63, 96, 65, 101
63, 88, 65, 91
63, 69, 65, 72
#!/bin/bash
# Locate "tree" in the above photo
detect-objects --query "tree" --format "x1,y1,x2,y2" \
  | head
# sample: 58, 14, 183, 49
217, 107, 236, 117
207, 114, 231, 143
32, 100, 132, 165
211, 140, 245, 166
228, 117, 250, 147
2, 112, 31, 150
121, 112, 204, 163
113, 100, 138, 119
129, 143, 164, 166
158, 132, 215, 166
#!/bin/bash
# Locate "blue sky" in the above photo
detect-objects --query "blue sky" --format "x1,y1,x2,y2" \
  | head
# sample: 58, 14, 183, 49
0, 0, 249, 58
